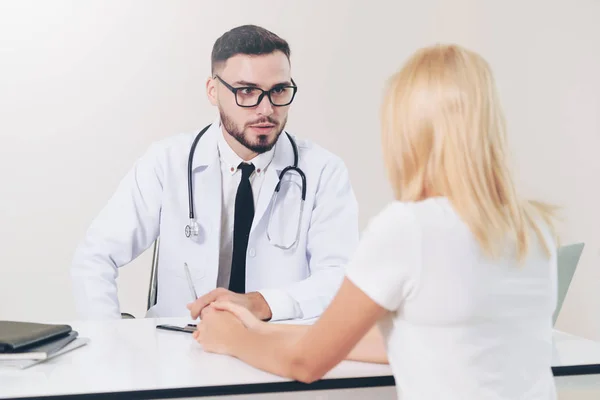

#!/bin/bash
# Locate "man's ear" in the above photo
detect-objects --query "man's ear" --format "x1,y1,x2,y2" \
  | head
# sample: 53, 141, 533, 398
206, 76, 218, 106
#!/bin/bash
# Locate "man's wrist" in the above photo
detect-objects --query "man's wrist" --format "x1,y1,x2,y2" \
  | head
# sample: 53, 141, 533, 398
248, 292, 272, 321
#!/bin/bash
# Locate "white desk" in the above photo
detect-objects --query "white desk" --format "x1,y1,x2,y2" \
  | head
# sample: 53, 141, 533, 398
1, 318, 600, 399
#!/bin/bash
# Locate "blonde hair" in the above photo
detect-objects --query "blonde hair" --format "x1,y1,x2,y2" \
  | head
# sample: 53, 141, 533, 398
381, 44, 557, 260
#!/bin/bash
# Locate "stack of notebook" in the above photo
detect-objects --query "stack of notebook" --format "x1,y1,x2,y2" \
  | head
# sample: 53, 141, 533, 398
0, 321, 89, 369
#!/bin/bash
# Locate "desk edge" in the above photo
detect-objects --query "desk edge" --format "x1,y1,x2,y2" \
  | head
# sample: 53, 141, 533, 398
0, 376, 395, 400
553, 364, 600, 377
6, 366, 600, 400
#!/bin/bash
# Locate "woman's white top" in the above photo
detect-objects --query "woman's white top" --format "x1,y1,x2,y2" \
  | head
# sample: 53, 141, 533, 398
346, 197, 557, 400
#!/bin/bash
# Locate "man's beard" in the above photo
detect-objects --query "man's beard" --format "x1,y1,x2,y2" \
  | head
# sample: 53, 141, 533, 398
219, 109, 286, 154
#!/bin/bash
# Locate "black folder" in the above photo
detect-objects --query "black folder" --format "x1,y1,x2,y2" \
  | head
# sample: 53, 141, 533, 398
0, 321, 72, 352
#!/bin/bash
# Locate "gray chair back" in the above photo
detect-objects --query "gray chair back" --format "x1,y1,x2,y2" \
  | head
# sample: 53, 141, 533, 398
120, 238, 160, 319
147, 238, 160, 311
553, 242, 584, 325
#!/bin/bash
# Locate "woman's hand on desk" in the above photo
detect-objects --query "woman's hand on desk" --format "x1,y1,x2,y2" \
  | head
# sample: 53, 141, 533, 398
192, 306, 247, 355
193, 278, 391, 383
193, 301, 277, 356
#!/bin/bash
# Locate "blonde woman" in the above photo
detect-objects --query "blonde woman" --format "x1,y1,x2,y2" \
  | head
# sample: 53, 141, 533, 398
188, 44, 558, 399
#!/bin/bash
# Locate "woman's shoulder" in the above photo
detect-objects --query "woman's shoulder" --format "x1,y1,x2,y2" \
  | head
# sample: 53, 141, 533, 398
370, 197, 454, 225
368, 200, 417, 228
361, 198, 463, 251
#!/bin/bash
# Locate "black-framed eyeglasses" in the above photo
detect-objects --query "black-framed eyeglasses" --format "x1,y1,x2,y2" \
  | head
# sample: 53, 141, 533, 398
214, 75, 298, 107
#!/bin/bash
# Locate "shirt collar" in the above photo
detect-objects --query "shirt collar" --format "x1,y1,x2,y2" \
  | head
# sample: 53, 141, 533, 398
216, 121, 276, 176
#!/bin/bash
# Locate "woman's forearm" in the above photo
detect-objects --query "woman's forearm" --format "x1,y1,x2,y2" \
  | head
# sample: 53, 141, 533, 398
214, 279, 389, 383
256, 323, 388, 364
229, 325, 305, 381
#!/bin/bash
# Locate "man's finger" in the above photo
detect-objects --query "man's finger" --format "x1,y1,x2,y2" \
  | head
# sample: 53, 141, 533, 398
188, 289, 220, 318
200, 304, 217, 319
212, 300, 247, 317
212, 301, 257, 328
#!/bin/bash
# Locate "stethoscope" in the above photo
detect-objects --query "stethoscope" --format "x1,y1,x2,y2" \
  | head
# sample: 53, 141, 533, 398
184, 124, 307, 249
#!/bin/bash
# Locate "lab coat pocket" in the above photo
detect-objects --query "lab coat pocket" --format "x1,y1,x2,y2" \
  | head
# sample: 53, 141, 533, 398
161, 262, 206, 281
157, 261, 207, 307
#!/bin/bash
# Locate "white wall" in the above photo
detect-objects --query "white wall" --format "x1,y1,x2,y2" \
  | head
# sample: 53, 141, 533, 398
1, 0, 599, 339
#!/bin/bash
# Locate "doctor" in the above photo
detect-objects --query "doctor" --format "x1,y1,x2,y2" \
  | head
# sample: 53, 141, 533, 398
70, 24, 359, 322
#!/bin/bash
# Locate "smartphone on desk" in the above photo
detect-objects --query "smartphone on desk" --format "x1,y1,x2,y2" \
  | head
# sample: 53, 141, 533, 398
156, 324, 197, 334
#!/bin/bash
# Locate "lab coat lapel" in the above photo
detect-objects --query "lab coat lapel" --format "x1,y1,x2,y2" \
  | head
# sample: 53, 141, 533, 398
251, 133, 291, 233
191, 123, 222, 272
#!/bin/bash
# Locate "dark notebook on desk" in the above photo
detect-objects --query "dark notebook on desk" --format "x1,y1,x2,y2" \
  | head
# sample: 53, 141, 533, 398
0, 321, 72, 352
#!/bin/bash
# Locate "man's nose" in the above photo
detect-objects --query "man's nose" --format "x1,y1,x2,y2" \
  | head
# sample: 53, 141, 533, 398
256, 94, 274, 116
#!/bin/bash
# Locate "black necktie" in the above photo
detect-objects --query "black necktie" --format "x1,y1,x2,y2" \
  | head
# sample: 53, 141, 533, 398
229, 162, 255, 293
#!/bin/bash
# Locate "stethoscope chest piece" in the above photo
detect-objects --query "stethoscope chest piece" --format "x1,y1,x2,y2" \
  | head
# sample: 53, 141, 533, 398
185, 219, 201, 240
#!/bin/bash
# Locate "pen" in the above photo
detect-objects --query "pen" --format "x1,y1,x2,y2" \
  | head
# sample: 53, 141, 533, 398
183, 263, 198, 301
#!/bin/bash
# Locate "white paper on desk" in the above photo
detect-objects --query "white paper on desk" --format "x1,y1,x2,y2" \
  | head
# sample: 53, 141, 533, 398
0, 338, 90, 369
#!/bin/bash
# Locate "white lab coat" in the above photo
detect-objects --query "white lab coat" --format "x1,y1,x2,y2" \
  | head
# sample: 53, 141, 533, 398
71, 119, 359, 321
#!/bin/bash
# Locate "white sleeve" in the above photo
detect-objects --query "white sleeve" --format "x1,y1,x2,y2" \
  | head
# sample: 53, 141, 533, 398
345, 202, 421, 312
70, 142, 165, 319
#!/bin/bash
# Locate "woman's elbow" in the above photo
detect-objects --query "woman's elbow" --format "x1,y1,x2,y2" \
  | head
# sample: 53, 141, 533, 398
288, 355, 327, 384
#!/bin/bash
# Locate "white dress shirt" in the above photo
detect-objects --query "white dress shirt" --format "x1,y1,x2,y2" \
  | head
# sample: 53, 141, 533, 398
216, 129, 276, 289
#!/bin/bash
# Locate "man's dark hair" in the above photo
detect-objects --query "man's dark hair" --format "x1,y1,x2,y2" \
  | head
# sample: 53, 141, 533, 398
211, 24, 291, 74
